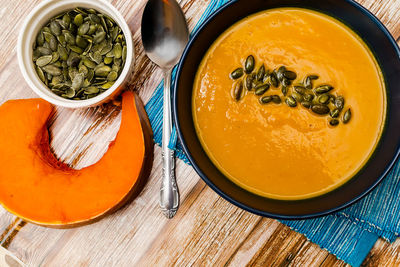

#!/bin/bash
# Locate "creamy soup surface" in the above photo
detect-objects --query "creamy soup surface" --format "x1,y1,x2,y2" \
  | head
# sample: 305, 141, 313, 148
192, 8, 386, 200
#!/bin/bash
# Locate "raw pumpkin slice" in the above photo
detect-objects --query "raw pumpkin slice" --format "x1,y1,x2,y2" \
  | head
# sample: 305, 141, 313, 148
0, 91, 153, 227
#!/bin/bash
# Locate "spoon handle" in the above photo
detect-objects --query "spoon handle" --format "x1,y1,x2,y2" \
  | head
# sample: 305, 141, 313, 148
160, 69, 180, 219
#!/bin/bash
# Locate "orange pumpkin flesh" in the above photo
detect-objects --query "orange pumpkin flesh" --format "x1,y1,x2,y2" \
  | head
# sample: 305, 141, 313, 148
0, 91, 153, 227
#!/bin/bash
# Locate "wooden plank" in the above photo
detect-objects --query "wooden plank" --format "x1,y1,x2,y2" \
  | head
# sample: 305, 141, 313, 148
0, 0, 399, 266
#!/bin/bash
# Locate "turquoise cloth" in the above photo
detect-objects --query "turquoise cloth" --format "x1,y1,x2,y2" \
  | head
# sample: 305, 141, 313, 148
144, 1, 400, 266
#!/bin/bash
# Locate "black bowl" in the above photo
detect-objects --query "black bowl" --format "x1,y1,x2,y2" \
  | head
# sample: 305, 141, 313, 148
173, 0, 400, 219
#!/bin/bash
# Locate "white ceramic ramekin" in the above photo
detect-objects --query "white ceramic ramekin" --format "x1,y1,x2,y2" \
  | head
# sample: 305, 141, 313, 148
17, 0, 134, 108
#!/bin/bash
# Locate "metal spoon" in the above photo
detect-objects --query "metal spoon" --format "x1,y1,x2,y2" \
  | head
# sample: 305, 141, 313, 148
141, 0, 189, 218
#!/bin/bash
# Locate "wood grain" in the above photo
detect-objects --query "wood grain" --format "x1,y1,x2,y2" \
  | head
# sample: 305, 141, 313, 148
0, 0, 399, 266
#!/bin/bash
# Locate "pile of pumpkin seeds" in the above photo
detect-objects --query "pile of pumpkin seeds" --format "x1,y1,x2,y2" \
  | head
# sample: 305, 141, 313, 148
229, 55, 352, 126
32, 7, 127, 100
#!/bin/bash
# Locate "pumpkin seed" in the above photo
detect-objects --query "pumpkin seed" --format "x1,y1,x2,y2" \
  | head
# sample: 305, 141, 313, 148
330, 108, 341, 118
69, 45, 83, 53
260, 95, 272, 104
230, 68, 244, 79
301, 101, 311, 108
285, 96, 297, 107
318, 94, 330, 104
283, 70, 297, 80
74, 14, 84, 26
76, 35, 88, 48
57, 44, 68, 61
334, 96, 345, 110
93, 31, 106, 43
304, 78, 312, 90
311, 104, 330, 115
36, 55, 53, 67
50, 20, 61, 36
36, 66, 46, 82
294, 86, 306, 95
292, 92, 303, 103
256, 65, 265, 81
282, 78, 291, 87
281, 86, 288, 96
329, 119, 339, 126
245, 75, 253, 90
245, 55, 255, 73
308, 75, 319, 80
315, 84, 334, 94
342, 108, 351, 123
42, 65, 62, 76
104, 57, 113, 65
232, 81, 244, 101
107, 71, 118, 81
271, 95, 281, 104
63, 88, 76, 98
84, 86, 99, 94
254, 83, 270, 95
276, 66, 286, 81
303, 93, 314, 102
95, 65, 112, 77
113, 43, 122, 59
269, 72, 279, 87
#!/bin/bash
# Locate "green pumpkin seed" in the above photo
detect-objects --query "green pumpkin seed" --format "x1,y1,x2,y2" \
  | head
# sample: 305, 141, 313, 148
122, 45, 127, 62
104, 57, 113, 65
76, 35, 88, 48
330, 108, 341, 118
285, 96, 297, 107
64, 31, 75, 45
36, 31, 45, 46
303, 93, 314, 102
334, 96, 345, 110
74, 14, 84, 26
107, 71, 118, 81
276, 66, 286, 81
230, 68, 244, 79
245, 75, 253, 90
269, 72, 279, 87
282, 78, 291, 87
42, 65, 62, 76
292, 92, 303, 102
342, 108, 351, 123
36, 55, 53, 67
95, 65, 112, 77
329, 119, 339, 126
254, 83, 270, 95
294, 86, 306, 95
113, 43, 122, 59
260, 95, 272, 104
57, 44, 68, 61
84, 86, 99, 94
93, 31, 106, 43
308, 75, 319, 80
318, 94, 330, 104
89, 14, 101, 23
283, 70, 297, 80
311, 104, 330, 115
78, 22, 90, 36
271, 95, 281, 104
71, 73, 84, 89
50, 20, 61, 36
315, 84, 334, 94
304, 76, 312, 89
281, 86, 288, 96
233, 81, 243, 100
36, 66, 46, 82
61, 14, 71, 29
63, 88, 76, 98
301, 101, 311, 108
256, 65, 265, 81
245, 55, 255, 73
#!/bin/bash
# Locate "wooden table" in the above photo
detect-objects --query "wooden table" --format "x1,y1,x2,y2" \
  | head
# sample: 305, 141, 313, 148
0, 0, 399, 266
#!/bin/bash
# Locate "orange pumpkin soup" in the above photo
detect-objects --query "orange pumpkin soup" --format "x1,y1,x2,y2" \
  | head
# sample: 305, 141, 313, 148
192, 8, 386, 200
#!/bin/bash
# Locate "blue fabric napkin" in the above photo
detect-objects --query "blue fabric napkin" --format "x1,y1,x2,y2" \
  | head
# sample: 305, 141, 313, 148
144, 1, 400, 266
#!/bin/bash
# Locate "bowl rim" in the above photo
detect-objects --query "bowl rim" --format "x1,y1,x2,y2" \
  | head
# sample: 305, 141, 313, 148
173, 0, 400, 219
17, 0, 134, 108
